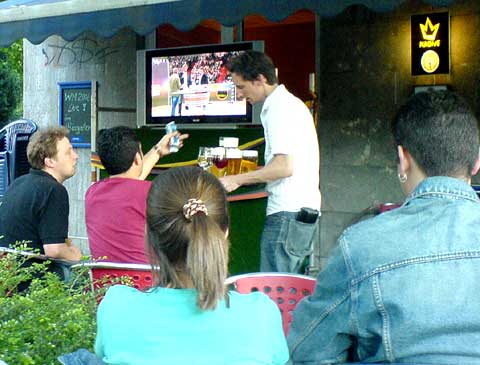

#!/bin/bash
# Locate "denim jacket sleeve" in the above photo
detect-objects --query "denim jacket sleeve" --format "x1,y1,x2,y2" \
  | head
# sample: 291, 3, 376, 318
288, 235, 356, 364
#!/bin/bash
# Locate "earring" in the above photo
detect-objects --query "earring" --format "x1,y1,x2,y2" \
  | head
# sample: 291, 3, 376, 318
398, 173, 407, 183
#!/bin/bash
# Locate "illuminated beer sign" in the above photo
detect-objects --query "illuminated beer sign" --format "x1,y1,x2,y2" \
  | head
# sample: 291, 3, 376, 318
411, 12, 449, 75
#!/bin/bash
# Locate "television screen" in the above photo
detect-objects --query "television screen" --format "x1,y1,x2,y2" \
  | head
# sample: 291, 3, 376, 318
137, 41, 264, 127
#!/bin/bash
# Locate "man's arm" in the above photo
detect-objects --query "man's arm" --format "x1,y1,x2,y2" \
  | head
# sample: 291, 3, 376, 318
287, 238, 354, 364
43, 241, 82, 261
139, 131, 189, 180
219, 154, 292, 192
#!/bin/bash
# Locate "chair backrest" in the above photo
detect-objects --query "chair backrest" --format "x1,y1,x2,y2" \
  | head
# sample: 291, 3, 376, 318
9, 132, 32, 182
226, 272, 316, 335
0, 119, 37, 151
0, 151, 9, 198
73, 261, 154, 292
0, 119, 37, 192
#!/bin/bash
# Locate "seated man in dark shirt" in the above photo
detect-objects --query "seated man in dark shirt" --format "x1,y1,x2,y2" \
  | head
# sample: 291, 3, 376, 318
0, 126, 82, 264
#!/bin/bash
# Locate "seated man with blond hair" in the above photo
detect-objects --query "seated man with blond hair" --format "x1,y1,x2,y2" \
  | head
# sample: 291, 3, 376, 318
0, 126, 82, 283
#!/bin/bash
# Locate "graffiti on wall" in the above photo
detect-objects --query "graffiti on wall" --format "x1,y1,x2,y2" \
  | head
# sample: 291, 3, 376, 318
42, 36, 122, 67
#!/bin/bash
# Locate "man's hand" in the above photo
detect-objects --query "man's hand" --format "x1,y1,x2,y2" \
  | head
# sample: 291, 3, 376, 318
154, 132, 189, 157
219, 154, 292, 192
43, 242, 82, 261
139, 131, 189, 180
219, 175, 242, 193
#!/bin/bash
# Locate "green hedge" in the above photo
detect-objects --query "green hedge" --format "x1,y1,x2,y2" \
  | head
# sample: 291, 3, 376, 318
0, 253, 97, 365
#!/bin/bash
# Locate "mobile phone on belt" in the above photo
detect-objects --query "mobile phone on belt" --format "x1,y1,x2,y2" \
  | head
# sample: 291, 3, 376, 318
296, 207, 319, 224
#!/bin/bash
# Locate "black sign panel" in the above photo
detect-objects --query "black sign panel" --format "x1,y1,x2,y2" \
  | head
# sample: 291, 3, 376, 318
411, 12, 449, 76
58, 81, 92, 148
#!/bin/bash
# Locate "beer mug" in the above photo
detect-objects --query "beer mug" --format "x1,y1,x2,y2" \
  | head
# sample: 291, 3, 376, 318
226, 148, 242, 175
240, 150, 258, 173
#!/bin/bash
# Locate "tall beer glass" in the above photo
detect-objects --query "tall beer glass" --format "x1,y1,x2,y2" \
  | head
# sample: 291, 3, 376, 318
240, 150, 258, 173
226, 148, 242, 175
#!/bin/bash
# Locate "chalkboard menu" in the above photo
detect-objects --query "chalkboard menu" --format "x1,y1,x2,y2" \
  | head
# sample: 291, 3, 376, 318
58, 81, 92, 148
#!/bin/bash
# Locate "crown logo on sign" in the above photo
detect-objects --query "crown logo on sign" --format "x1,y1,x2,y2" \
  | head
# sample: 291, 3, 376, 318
420, 17, 440, 41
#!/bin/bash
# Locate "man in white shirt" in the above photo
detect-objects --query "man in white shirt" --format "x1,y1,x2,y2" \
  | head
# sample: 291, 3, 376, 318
220, 51, 321, 273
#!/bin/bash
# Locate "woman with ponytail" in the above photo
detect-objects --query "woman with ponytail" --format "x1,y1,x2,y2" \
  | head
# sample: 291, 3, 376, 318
94, 166, 289, 365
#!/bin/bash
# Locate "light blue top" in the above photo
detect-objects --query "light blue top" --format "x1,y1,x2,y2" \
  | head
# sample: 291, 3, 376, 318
95, 285, 289, 365
288, 177, 480, 364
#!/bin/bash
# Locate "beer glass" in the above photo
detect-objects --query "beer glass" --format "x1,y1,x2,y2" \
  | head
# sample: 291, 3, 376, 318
226, 148, 242, 175
197, 147, 213, 171
240, 150, 258, 173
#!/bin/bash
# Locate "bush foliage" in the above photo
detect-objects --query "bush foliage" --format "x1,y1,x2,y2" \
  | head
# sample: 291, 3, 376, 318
0, 252, 98, 365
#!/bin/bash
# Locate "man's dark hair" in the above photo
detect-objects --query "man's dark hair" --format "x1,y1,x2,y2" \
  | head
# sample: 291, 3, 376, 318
227, 50, 278, 85
392, 90, 479, 178
97, 127, 141, 175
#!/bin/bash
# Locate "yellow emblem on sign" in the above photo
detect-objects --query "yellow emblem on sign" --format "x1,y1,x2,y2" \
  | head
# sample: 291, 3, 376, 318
421, 50, 440, 73
420, 17, 440, 41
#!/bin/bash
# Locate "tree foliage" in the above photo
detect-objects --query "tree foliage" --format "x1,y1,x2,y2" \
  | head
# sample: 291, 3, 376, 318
1, 40, 23, 78
0, 40, 22, 126
0, 59, 20, 126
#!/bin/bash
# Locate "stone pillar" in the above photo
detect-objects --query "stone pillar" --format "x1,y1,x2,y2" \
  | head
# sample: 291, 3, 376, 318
23, 29, 139, 253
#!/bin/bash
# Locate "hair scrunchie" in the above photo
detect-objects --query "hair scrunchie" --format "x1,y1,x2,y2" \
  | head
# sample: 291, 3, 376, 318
183, 198, 208, 220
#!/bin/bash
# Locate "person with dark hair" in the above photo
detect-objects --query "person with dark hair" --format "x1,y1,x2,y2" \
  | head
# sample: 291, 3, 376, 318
0, 126, 82, 262
220, 50, 321, 274
288, 90, 480, 364
85, 126, 188, 263
94, 166, 289, 364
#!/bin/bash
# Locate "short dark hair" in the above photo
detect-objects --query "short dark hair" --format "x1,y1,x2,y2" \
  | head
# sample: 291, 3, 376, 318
97, 127, 141, 175
227, 50, 278, 85
27, 126, 69, 170
146, 166, 230, 311
392, 90, 479, 178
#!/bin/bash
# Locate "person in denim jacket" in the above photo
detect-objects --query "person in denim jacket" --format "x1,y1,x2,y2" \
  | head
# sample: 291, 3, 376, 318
288, 90, 480, 364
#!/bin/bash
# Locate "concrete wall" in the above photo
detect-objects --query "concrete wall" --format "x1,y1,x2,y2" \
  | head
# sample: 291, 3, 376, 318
23, 29, 139, 253
317, 0, 480, 265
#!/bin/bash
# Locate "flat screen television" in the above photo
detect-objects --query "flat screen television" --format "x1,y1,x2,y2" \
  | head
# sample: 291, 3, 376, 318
137, 41, 264, 128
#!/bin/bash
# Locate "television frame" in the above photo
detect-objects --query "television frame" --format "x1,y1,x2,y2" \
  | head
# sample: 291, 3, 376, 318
137, 41, 264, 128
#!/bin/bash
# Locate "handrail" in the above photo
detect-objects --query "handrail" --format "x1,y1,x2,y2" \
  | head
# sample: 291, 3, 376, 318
0, 246, 48, 260
71, 261, 152, 271
0, 246, 79, 265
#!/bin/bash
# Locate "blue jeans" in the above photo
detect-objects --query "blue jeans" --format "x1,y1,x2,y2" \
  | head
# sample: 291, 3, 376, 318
260, 211, 319, 273
171, 95, 180, 116
58, 349, 105, 365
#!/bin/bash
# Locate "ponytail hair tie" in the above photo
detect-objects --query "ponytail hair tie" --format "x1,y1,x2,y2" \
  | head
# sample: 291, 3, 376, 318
183, 198, 208, 220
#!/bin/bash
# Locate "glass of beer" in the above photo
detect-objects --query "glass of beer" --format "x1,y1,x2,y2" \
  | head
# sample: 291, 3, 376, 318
197, 147, 213, 171
226, 148, 242, 175
240, 150, 258, 173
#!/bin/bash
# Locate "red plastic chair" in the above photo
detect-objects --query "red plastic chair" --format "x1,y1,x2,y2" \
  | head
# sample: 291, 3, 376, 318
225, 272, 316, 335
72, 261, 154, 292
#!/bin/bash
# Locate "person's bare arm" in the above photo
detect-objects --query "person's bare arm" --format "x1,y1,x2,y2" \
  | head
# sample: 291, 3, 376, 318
43, 242, 82, 261
220, 154, 292, 192
139, 132, 189, 180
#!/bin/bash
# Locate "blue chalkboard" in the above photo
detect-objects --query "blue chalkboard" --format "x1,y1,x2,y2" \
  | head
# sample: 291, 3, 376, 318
58, 81, 92, 148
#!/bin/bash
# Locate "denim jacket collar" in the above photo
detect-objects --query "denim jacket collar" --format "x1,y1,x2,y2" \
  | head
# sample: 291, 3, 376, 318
405, 176, 479, 205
